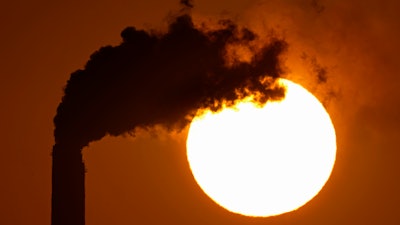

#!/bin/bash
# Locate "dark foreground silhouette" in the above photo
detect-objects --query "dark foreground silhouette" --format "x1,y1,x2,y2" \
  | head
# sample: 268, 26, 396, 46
51, 5, 287, 225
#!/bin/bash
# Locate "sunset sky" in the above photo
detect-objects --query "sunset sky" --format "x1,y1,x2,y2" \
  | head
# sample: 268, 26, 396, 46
1, 0, 399, 224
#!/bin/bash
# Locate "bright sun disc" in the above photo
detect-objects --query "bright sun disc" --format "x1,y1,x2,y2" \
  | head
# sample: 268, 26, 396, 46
186, 79, 336, 217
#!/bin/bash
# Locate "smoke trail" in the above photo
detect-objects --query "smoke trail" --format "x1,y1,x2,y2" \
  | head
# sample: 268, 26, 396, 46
51, 6, 287, 225
54, 14, 287, 148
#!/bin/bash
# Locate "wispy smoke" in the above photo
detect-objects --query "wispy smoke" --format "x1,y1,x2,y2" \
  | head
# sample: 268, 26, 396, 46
54, 13, 287, 149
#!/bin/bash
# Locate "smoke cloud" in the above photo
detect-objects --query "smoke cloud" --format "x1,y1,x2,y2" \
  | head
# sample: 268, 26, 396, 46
53, 12, 287, 149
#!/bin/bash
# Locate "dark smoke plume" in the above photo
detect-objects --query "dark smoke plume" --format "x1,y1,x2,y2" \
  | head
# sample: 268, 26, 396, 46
54, 14, 287, 148
51, 11, 287, 225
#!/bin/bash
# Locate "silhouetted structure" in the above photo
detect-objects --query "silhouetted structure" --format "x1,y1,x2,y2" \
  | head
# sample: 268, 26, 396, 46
52, 144, 85, 225
51, 11, 287, 225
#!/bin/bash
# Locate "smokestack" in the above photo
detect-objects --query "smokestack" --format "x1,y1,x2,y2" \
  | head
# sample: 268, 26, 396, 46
51, 12, 287, 225
51, 144, 85, 225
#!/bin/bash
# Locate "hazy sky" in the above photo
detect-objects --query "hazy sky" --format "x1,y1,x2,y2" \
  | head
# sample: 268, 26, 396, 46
0, 0, 399, 224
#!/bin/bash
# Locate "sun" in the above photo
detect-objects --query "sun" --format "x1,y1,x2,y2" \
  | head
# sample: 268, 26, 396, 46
186, 78, 336, 217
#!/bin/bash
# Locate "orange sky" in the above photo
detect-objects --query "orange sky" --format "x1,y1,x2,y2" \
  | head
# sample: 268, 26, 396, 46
1, 0, 399, 224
